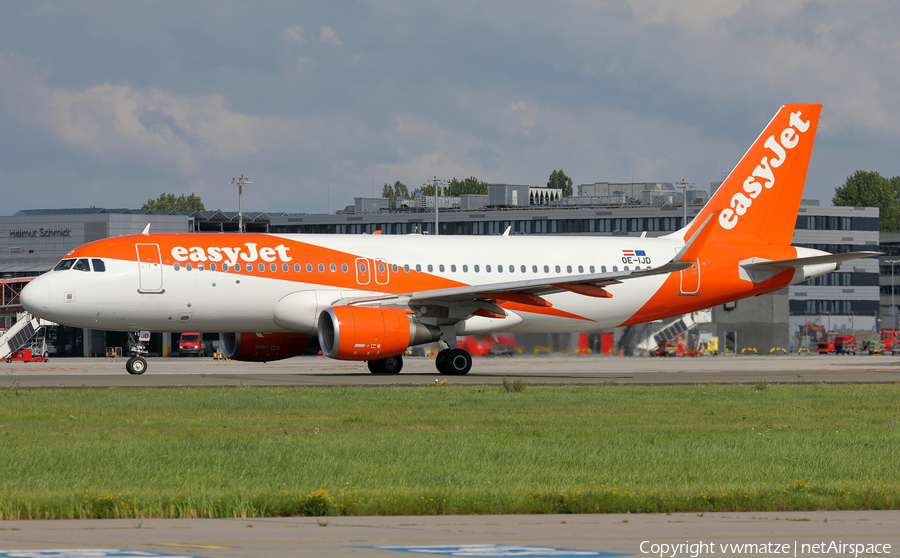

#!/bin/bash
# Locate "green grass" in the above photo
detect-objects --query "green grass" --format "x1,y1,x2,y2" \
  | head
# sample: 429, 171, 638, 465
1, 382, 899, 518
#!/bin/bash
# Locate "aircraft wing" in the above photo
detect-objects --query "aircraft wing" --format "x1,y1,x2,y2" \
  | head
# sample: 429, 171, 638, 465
334, 259, 693, 311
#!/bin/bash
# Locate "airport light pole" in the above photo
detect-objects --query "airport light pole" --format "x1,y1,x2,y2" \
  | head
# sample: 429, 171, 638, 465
231, 175, 251, 233
425, 177, 448, 236
888, 259, 900, 331
675, 180, 690, 227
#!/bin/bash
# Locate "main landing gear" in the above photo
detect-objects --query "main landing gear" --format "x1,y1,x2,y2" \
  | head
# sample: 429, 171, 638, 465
125, 330, 151, 375
435, 348, 472, 375
367, 354, 403, 374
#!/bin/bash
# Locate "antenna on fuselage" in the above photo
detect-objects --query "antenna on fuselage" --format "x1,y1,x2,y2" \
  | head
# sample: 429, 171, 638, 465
141, 223, 151, 236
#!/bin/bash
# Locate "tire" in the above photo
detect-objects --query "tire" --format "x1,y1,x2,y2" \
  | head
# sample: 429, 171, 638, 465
367, 360, 384, 374
126, 356, 147, 375
442, 348, 472, 375
435, 349, 449, 374
381, 354, 403, 374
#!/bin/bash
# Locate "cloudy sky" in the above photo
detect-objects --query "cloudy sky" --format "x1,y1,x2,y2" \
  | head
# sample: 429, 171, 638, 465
1, 1, 899, 215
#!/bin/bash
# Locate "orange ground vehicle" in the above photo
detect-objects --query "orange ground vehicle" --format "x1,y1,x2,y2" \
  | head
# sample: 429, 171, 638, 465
818, 333, 856, 355
457, 334, 516, 356
6, 343, 49, 363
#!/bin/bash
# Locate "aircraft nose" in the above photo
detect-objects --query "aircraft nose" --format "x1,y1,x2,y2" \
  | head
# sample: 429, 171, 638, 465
20, 277, 50, 313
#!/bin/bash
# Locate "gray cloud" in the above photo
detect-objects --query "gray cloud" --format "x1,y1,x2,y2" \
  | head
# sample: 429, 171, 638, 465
1, 0, 899, 213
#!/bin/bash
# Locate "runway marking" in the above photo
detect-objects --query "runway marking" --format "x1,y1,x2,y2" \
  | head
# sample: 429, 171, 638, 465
364, 545, 627, 557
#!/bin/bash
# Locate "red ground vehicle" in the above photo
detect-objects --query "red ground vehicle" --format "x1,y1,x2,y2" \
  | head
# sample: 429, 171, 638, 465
881, 330, 900, 353
6, 343, 49, 363
817, 333, 857, 355
178, 332, 204, 357
457, 334, 516, 356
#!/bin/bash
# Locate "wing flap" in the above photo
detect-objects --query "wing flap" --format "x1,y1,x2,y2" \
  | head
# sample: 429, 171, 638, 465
741, 251, 881, 271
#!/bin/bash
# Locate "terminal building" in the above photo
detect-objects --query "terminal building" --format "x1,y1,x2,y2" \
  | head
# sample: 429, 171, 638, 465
0, 183, 882, 357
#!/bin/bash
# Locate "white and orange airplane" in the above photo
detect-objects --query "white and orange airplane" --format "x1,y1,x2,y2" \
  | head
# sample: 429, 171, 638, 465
20, 104, 877, 375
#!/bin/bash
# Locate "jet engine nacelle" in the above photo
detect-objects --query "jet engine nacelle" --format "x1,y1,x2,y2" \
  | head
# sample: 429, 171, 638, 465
219, 332, 309, 362
318, 306, 440, 361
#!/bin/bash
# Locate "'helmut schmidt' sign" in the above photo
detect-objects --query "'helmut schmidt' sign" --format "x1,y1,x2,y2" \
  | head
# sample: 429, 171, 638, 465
9, 228, 73, 238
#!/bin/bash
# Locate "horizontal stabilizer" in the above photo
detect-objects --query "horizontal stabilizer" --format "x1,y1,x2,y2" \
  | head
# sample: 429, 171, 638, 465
741, 251, 881, 272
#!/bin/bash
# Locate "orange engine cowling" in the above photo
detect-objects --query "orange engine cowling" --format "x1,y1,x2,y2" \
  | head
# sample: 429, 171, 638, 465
318, 306, 439, 361
219, 332, 309, 362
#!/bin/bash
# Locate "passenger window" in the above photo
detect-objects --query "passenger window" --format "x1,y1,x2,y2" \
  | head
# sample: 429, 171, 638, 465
404, 264, 410, 272
427, 264, 433, 272
283, 264, 289, 272
613, 266, 618, 272
187, 263, 193, 271
520, 265, 525, 273
73, 259, 90, 272
451, 264, 456, 272
462, 265, 468, 272
359, 263, 367, 273
590, 265, 595, 273
199, 263, 205, 271
343, 263, 349, 272
331, 263, 337, 272
91, 259, 106, 272
532, 265, 537, 273
318, 264, 325, 272
223, 263, 230, 272
486, 265, 492, 272
174, 263, 181, 271
54, 259, 76, 271
210, 263, 217, 272
258, 263, 265, 272
578, 265, 583, 273
234, 264, 241, 272
509, 265, 514, 273
624, 266, 629, 271
439, 264, 445, 272
544, 265, 549, 273
306, 264, 313, 272
377, 263, 384, 273
555, 265, 561, 273
567, 265, 572, 273
391, 264, 398, 273
497, 265, 502, 273
416, 264, 422, 272
294, 263, 301, 272
474, 265, 480, 272
601, 266, 607, 273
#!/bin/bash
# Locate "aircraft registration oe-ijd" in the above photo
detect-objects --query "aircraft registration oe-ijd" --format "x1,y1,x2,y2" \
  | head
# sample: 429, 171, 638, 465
20, 104, 879, 376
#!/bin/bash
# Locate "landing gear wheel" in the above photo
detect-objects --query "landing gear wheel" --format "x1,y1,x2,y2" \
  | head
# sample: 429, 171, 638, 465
367, 360, 384, 374
436, 348, 472, 375
368, 355, 404, 374
381, 354, 403, 374
126, 356, 147, 375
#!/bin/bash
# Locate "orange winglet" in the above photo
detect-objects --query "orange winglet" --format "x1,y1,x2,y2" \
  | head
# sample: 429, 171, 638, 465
489, 293, 552, 307
474, 309, 506, 319
372, 230, 383, 235
553, 284, 612, 298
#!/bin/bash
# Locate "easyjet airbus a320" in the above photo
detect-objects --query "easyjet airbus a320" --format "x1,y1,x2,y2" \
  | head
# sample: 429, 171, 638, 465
20, 104, 877, 375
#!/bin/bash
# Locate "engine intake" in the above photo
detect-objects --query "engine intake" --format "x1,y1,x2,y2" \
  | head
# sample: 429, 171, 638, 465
318, 306, 440, 361
219, 332, 309, 362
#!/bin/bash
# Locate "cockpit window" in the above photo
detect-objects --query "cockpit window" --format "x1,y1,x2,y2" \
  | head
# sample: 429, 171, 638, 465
54, 259, 76, 271
92, 259, 106, 272
73, 259, 90, 272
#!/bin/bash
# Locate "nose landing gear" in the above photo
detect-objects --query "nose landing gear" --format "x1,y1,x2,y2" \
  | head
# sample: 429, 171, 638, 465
126, 331, 151, 375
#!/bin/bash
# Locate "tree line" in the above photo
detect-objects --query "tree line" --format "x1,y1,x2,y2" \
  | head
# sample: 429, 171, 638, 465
832, 171, 900, 232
